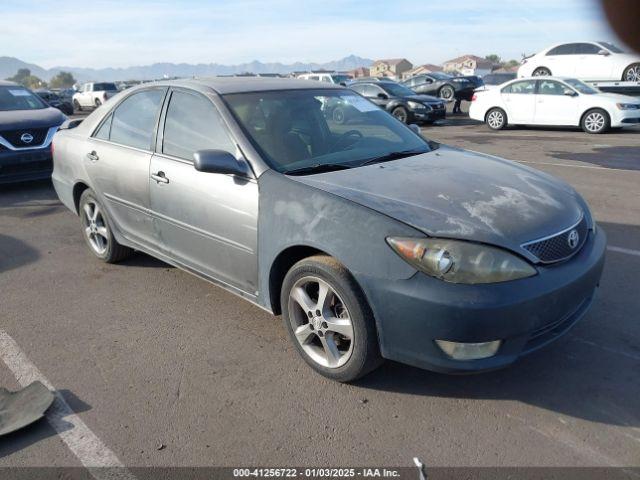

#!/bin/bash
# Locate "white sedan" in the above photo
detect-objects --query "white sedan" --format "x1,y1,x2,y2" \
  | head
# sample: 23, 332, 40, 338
469, 77, 640, 134
518, 41, 640, 81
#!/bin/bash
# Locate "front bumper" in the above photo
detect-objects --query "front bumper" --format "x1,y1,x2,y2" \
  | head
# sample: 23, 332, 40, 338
0, 147, 53, 184
411, 107, 446, 123
359, 228, 606, 374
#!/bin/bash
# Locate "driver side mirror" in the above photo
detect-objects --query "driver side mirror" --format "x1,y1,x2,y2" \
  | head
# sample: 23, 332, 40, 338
563, 90, 578, 97
597, 49, 610, 56
377, 92, 388, 99
193, 149, 250, 177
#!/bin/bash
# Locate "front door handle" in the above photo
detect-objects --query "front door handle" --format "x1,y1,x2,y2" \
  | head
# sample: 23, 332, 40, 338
86, 151, 99, 161
151, 171, 169, 184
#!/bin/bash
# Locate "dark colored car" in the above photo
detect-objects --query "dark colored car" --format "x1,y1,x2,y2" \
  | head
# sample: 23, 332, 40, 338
0, 81, 66, 184
35, 89, 74, 116
402, 72, 475, 101
482, 72, 517, 86
348, 80, 446, 124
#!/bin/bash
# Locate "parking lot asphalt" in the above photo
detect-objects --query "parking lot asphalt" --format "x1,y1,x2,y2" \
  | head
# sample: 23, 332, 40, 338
0, 112, 639, 470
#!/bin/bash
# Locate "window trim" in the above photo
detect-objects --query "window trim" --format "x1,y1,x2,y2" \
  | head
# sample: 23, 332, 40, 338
89, 86, 169, 152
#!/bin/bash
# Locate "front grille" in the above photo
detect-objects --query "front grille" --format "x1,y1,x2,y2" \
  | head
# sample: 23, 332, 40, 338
522, 215, 589, 263
0, 127, 49, 148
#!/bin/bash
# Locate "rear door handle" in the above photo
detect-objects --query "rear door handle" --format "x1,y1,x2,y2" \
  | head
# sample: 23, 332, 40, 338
151, 171, 169, 184
86, 151, 99, 161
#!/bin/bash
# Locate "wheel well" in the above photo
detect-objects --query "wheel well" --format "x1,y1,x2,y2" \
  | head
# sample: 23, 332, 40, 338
72, 182, 90, 214
623, 62, 640, 79
580, 107, 609, 125
268, 245, 328, 315
485, 107, 506, 121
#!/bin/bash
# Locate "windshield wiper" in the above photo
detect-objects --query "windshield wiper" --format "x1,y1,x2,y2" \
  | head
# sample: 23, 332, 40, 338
283, 163, 353, 176
358, 148, 429, 167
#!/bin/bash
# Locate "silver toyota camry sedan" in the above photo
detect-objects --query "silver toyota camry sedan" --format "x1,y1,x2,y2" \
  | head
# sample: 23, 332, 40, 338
52, 78, 606, 382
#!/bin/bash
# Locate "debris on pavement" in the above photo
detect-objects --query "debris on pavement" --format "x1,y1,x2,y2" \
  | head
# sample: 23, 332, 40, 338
0, 381, 54, 436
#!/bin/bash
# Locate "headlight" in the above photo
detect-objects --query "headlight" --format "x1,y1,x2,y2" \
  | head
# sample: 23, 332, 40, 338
387, 237, 537, 284
616, 103, 640, 110
452, 78, 467, 83
407, 101, 428, 110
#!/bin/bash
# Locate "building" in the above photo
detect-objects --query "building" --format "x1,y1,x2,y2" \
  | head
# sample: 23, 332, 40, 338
369, 58, 413, 80
442, 55, 496, 76
348, 67, 370, 78
401, 64, 443, 80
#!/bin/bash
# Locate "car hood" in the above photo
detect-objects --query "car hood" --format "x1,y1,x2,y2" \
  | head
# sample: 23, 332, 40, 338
291, 146, 586, 254
597, 92, 640, 104
0, 107, 66, 131
406, 94, 442, 104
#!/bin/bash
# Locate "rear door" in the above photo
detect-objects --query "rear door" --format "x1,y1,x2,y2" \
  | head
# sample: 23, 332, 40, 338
500, 80, 536, 123
149, 88, 258, 294
544, 43, 578, 76
84, 87, 167, 247
534, 79, 579, 125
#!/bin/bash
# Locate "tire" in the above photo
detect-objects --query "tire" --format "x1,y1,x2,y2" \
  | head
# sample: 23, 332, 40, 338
95, 98, 102, 107
79, 189, 132, 263
438, 85, 455, 101
622, 63, 640, 81
332, 106, 346, 124
281, 255, 383, 382
73, 99, 82, 112
391, 106, 409, 124
533, 67, 551, 76
485, 107, 507, 130
581, 108, 610, 134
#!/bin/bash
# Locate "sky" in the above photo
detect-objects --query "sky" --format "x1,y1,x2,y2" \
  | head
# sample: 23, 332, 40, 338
0, 0, 622, 69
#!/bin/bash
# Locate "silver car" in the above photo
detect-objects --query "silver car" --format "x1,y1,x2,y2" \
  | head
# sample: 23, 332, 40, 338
52, 78, 606, 382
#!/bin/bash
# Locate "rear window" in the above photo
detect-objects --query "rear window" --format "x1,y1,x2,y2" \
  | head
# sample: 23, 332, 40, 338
0, 86, 47, 111
94, 83, 118, 91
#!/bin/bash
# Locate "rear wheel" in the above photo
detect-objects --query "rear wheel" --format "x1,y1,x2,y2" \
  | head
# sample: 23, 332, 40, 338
391, 106, 409, 124
622, 63, 640, 81
581, 108, 610, 134
79, 189, 132, 263
95, 98, 102, 107
281, 255, 382, 382
486, 107, 507, 130
73, 99, 82, 112
533, 67, 551, 76
332, 106, 346, 124
438, 85, 455, 101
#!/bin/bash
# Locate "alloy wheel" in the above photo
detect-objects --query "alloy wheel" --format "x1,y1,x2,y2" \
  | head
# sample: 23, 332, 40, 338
82, 201, 109, 255
487, 110, 504, 129
392, 108, 407, 123
288, 276, 354, 368
625, 65, 640, 81
584, 112, 605, 132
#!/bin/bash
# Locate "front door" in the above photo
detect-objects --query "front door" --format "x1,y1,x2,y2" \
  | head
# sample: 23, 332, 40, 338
534, 80, 579, 126
85, 87, 167, 247
574, 43, 611, 80
149, 89, 258, 294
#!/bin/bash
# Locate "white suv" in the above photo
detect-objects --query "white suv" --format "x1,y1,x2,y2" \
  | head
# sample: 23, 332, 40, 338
518, 42, 640, 81
72, 82, 119, 111
297, 72, 352, 85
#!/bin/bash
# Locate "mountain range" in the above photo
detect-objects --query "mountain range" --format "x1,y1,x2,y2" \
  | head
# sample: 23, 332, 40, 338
0, 54, 374, 82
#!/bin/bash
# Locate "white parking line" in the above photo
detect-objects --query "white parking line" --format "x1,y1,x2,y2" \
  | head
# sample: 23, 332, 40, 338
516, 160, 626, 171
607, 246, 640, 257
0, 330, 136, 480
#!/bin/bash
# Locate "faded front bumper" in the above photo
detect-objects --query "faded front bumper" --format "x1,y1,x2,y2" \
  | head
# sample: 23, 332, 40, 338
359, 228, 606, 374
0, 147, 53, 184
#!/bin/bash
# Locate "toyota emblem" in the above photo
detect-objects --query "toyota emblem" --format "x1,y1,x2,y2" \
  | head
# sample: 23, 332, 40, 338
20, 133, 34, 144
567, 229, 580, 249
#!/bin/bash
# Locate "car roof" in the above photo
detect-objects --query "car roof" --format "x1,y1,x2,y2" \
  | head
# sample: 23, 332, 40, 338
147, 77, 344, 95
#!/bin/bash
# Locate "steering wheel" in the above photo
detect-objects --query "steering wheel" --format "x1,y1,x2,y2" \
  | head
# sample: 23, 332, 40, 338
329, 130, 363, 153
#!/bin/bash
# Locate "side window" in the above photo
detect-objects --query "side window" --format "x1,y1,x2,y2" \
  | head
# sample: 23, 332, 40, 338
109, 89, 165, 150
162, 90, 236, 161
538, 80, 568, 95
405, 78, 416, 87
320, 76, 332, 83
351, 84, 366, 95
93, 113, 113, 140
502, 80, 536, 94
363, 85, 382, 97
575, 43, 601, 54
547, 44, 576, 56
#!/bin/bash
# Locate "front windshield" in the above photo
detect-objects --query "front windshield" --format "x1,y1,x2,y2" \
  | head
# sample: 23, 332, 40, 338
380, 83, 416, 97
429, 72, 451, 81
0, 86, 47, 111
564, 79, 598, 94
94, 82, 118, 91
598, 42, 624, 53
224, 89, 430, 174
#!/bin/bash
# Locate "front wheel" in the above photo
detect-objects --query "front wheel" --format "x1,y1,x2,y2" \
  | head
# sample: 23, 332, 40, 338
332, 106, 346, 124
391, 106, 409, 123
79, 189, 132, 263
95, 98, 102, 107
281, 255, 383, 382
486, 107, 507, 130
439, 85, 455, 101
623, 63, 640, 81
73, 99, 82, 112
533, 67, 551, 76
581, 108, 610, 134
